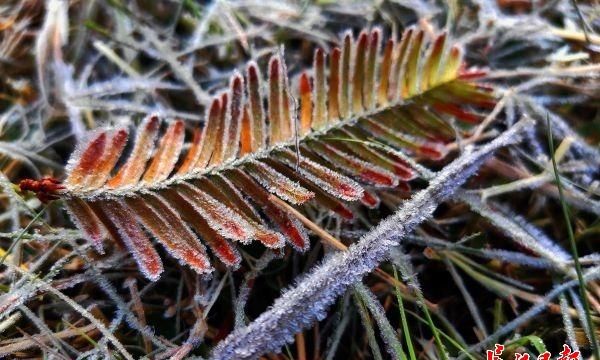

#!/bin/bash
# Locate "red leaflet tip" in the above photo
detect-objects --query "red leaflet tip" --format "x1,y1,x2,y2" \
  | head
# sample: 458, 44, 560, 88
417, 143, 448, 160
450, 45, 461, 58
213, 240, 240, 267
280, 219, 308, 251
185, 255, 211, 274
343, 32, 353, 43
393, 164, 416, 180
232, 74, 243, 89
146, 115, 160, 131
145, 258, 164, 280
333, 204, 355, 221
314, 49, 325, 69
369, 28, 380, 44
360, 169, 395, 186
209, 98, 221, 116
357, 31, 368, 46
458, 69, 487, 80
361, 191, 380, 208
433, 103, 482, 124
95, 132, 108, 143
247, 63, 259, 81
73, 132, 107, 176
269, 57, 280, 78
337, 182, 363, 200
299, 72, 311, 94
415, 29, 425, 41
114, 129, 128, 142
224, 222, 251, 240
173, 120, 185, 132
256, 231, 284, 248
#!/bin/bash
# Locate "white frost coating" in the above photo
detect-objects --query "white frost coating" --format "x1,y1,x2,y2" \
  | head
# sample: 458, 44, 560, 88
149, 121, 185, 183
150, 193, 212, 255
210, 118, 533, 360
460, 192, 571, 265
35, 0, 69, 104
388, 246, 421, 291
365, 27, 382, 111
210, 175, 286, 248
64, 128, 111, 183
245, 61, 267, 151
0, 248, 85, 320
179, 183, 256, 243
391, 27, 416, 102
315, 142, 400, 188
212, 240, 242, 269
405, 235, 556, 269
234, 252, 277, 329
353, 283, 404, 359
64, 200, 107, 254
337, 127, 416, 180
340, 29, 354, 120
85, 128, 130, 189
286, 215, 310, 252
278, 149, 363, 201
364, 117, 447, 156
100, 201, 164, 281
223, 71, 245, 162
526, 99, 600, 166
559, 293, 580, 353
47, 0, 69, 44
569, 289, 593, 346
70, 78, 184, 99
245, 161, 314, 205
128, 195, 213, 275
114, 113, 161, 183
278, 46, 295, 142
214, 174, 263, 222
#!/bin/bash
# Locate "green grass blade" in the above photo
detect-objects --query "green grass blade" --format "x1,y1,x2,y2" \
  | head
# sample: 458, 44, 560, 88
416, 289, 448, 360
354, 292, 384, 360
393, 266, 418, 360
546, 115, 600, 358
0, 207, 46, 266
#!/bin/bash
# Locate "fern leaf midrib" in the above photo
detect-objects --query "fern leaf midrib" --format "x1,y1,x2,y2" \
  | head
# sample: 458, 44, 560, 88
62, 80, 468, 201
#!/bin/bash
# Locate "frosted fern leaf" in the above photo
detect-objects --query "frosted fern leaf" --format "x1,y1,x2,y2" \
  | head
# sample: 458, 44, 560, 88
22, 26, 494, 280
